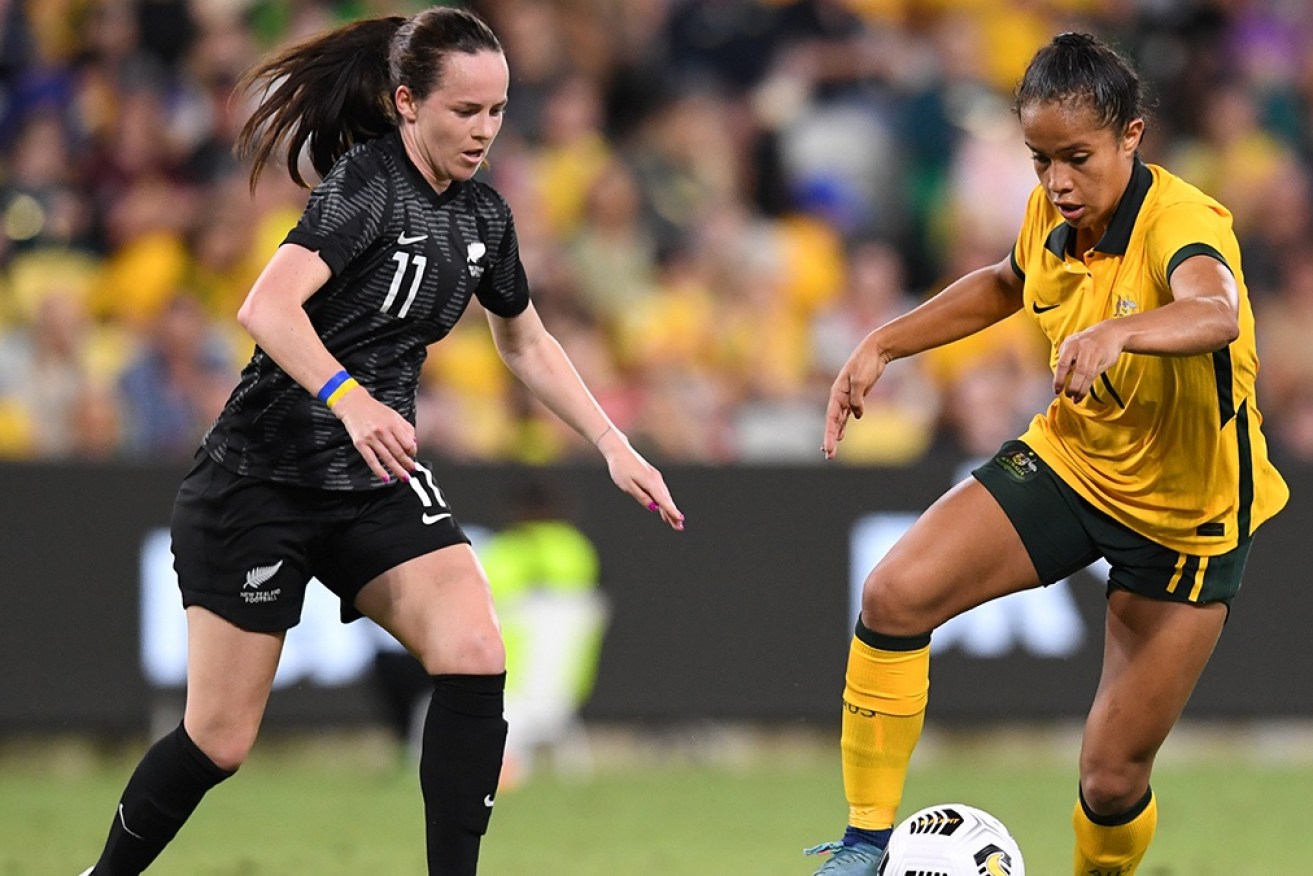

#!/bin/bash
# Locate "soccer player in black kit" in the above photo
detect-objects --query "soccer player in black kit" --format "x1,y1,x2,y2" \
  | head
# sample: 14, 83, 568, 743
80, 8, 684, 875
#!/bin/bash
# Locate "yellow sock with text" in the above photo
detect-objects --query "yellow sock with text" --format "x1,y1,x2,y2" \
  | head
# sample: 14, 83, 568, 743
839, 628, 930, 830
1072, 787, 1157, 876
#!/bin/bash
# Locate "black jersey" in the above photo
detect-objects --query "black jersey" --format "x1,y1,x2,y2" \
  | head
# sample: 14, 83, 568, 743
203, 130, 530, 490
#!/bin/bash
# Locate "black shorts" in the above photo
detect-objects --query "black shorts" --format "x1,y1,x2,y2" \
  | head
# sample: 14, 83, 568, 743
171, 453, 470, 632
972, 440, 1251, 606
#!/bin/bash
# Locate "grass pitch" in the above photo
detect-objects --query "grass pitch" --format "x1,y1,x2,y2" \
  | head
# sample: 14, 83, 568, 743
3, 724, 1309, 874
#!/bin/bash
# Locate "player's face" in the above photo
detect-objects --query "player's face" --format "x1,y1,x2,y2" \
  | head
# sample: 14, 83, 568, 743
396, 49, 508, 191
1020, 99, 1143, 245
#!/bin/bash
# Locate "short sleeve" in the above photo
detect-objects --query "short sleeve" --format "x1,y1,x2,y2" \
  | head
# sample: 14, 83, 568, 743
1144, 200, 1234, 288
474, 204, 531, 318
283, 147, 391, 276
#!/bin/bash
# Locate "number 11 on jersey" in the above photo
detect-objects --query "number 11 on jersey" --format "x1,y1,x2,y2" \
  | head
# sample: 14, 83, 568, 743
383, 251, 427, 317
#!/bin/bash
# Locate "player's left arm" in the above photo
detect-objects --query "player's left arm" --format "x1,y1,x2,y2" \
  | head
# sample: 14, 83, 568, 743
487, 303, 684, 530
1053, 255, 1239, 402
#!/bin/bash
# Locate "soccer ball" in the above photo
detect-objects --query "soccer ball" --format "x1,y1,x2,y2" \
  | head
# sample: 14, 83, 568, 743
875, 803, 1024, 876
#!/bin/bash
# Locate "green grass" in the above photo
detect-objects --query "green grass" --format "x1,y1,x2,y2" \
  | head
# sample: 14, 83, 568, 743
3, 727, 1310, 874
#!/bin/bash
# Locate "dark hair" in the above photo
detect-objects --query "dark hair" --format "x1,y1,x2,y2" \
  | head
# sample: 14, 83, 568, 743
1013, 32, 1145, 133
235, 7, 502, 189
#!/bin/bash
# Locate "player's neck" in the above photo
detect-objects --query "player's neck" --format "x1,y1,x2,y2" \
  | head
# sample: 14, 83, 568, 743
398, 125, 453, 195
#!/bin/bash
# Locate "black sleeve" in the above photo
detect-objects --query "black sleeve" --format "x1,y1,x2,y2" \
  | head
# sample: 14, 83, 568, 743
283, 146, 391, 276
474, 202, 531, 318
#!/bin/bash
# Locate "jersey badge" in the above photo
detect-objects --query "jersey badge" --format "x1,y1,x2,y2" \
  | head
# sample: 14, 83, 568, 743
467, 241, 487, 278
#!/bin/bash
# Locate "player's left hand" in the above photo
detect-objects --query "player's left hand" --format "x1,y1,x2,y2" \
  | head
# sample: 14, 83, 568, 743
597, 429, 685, 531
1053, 321, 1126, 401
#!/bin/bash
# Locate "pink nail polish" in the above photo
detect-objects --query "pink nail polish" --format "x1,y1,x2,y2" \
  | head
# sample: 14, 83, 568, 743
648, 502, 658, 511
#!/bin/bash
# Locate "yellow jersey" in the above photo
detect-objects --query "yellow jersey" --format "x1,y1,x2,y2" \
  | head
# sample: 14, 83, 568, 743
1011, 159, 1288, 554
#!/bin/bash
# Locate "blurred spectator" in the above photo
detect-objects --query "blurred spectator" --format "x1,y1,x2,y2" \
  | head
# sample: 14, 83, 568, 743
0, 0, 1310, 465
0, 111, 93, 255
88, 175, 193, 328
921, 233, 1051, 460
1236, 155, 1309, 298
478, 0, 571, 140
532, 73, 613, 238
117, 293, 233, 457
1257, 250, 1313, 460
567, 156, 659, 322
1169, 77, 1294, 235
810, 239, 937, 464
0, 252, 132, 459
0, 289, 99, 456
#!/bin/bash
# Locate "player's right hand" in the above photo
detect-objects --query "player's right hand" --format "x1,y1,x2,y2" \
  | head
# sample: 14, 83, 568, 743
822, 335, 889, 460
331, 388, 418, 484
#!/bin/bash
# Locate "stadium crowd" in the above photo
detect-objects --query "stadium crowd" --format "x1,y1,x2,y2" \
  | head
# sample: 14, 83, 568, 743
1, 0, 1310, 465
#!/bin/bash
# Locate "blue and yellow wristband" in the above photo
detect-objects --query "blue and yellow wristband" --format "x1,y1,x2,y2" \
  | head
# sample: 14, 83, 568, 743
317, 369, 359, 410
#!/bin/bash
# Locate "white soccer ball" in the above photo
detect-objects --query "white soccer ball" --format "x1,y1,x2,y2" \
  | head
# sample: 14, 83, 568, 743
876, 803, 1025, 876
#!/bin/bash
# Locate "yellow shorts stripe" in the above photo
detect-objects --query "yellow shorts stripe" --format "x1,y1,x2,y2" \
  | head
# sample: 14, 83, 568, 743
1187, 555, 1210, 602
1165, 552, 1188, 594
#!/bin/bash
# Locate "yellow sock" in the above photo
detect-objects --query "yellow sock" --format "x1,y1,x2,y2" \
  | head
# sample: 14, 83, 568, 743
1072, 787, 1157, 876
839, 631, 930, 830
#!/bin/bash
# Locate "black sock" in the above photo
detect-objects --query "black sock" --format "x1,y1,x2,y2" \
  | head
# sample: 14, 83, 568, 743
420, 673, 507, 876
91, 723, 234, 875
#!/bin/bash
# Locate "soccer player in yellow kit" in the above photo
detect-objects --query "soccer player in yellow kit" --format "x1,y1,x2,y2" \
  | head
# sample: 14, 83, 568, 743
806, 32, 1288, 876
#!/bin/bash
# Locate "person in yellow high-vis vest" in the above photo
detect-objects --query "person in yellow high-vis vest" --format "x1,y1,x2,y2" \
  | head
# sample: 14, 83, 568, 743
480, 477, 608, 787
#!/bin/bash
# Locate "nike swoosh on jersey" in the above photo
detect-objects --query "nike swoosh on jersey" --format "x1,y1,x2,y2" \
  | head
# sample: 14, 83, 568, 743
398, 232, 428, 245
1031, 301, 1061, 313
422, 512, 452, 525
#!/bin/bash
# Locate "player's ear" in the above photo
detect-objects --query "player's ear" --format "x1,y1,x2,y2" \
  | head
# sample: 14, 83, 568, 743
1122, 117, 1144, 155
395, 85, 418, 123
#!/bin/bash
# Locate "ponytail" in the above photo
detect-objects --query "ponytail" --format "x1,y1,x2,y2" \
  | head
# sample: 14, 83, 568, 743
235, 8, 503, 191
235, 16, 405, 190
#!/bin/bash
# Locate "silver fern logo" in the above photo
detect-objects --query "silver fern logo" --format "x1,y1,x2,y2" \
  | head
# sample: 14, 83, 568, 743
241, 560, 284, 603
244, 560, 284, 589
242, 561, 286, 605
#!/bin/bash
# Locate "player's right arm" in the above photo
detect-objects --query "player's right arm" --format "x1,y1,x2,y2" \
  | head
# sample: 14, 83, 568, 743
237, 243, 418, 483
822, 256, 1023, 459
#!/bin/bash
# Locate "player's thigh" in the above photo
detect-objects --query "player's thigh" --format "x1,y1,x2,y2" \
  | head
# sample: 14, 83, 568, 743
863, 477, 1042, 635
865, 440, 1107, 634
354, 542, 505, 676
315, 461, 473, 622
1081, 590, 1226, 783
183, 605, 285, 770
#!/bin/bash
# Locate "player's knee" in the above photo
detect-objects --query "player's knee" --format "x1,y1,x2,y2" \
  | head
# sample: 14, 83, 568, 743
420, 626, 506, 676
1080, 764, 1148, 816
861, 569, 936, 636
186, 721, 257, 773
456, 631, 506, 676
